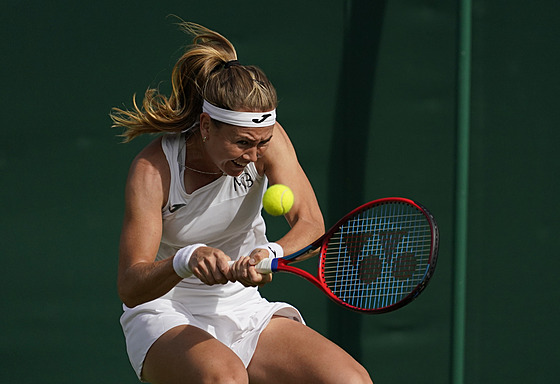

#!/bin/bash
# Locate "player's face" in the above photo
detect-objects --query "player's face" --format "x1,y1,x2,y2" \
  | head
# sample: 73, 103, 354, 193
205, 120, 274, 176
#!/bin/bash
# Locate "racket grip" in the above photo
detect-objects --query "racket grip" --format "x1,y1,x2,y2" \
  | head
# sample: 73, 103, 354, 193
227, 258, 273, 274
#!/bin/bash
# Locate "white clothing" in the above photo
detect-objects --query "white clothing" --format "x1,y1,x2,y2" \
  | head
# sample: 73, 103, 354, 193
120, 133, 304, 381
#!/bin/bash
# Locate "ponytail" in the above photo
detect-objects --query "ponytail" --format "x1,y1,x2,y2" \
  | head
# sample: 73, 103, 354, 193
111, 22, 277, 142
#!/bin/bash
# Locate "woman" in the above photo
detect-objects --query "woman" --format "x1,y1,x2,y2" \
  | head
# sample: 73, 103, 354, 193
112, 22, 373, 384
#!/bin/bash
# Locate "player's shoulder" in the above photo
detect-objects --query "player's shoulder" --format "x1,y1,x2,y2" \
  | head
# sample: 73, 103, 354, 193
260, 122, 298, 171
271, 122, 292, 147
127, 137, 169, 185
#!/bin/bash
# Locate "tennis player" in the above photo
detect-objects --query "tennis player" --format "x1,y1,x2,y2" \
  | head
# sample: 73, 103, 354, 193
112, 22, 373, 384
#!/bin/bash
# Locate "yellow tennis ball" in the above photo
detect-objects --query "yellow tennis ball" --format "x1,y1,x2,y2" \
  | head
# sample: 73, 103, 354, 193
262, 184, 294, 216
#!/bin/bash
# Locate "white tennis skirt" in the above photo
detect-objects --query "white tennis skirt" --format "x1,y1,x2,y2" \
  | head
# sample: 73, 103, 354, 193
120, 282, 304, 381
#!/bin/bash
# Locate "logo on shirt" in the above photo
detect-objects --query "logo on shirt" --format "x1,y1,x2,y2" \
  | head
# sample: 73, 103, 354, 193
169, 203, 186, 213
233, 172, 254, 192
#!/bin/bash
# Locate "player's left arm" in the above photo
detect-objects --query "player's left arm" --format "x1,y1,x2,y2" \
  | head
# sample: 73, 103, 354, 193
232, 122, 324, 287
261, 122, 325, 255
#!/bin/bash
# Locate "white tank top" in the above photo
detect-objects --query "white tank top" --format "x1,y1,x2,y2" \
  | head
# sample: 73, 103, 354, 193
157, 133, 269, 291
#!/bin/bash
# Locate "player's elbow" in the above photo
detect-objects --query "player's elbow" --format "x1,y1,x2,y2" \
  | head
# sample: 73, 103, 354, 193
119, 292, 148, 309
312, 221, 325, 240
310, 212, 326, 238
118, 278, 144, 308
118, 286, 139, 308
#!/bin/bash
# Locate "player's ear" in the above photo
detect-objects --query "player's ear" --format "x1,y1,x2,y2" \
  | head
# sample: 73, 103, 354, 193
199, 112, 211, 137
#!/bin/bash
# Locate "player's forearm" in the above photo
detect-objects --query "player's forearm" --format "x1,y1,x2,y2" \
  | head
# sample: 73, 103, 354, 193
276, 216, 325, 256
118, 257, 182, 308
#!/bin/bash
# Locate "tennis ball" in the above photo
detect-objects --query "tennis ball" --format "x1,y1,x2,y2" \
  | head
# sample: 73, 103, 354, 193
262, 184, 294, 216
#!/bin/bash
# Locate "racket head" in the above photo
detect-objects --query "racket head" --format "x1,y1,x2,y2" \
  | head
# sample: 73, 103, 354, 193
317, 197, 439, 313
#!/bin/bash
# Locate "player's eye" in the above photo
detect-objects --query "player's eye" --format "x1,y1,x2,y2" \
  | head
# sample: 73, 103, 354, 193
258, 137, 272, 147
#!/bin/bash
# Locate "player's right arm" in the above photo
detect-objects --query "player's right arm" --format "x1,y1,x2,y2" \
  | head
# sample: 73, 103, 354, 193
117, 138, 183, 308
117, 139, 234, 307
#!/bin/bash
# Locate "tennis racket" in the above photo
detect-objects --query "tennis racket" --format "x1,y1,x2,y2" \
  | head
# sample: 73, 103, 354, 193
250, 197, 439, 313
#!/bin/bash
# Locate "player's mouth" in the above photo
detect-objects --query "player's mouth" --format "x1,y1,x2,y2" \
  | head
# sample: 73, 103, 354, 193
231, 159, 247, 168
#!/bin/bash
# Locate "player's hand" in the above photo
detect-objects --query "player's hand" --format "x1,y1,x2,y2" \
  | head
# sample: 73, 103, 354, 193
188, 246, 233, 285
230, 248, 273, 287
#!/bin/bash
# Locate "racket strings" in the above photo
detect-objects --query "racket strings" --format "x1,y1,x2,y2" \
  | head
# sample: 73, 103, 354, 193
321, 203, 434, 310
323, 251, 429, 296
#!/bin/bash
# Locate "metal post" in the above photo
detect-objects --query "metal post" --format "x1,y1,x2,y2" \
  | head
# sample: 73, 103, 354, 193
452, 0, 472, 383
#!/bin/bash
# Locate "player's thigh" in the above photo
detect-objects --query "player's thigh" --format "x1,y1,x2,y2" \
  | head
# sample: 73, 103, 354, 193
247, 317, 373, 384
142, 325, 249, 384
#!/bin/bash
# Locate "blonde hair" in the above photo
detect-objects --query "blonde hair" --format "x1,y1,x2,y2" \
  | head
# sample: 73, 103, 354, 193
111, 22, 278, 142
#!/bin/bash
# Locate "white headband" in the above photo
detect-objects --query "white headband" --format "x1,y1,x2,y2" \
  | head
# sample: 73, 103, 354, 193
202, 100, 276, 127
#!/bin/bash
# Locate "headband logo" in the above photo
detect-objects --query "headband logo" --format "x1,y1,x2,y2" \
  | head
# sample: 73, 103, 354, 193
252, 114, 272, 124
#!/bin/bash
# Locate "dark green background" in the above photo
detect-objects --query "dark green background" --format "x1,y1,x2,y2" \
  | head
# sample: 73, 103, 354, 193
1, 1, 558, 383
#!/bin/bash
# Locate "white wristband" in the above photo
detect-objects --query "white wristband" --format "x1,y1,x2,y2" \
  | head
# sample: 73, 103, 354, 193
254, 242, 284, 259
173, 243, 207, 278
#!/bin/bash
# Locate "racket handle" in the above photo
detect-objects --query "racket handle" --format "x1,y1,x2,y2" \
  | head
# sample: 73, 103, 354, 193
227, 258, 273, 274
